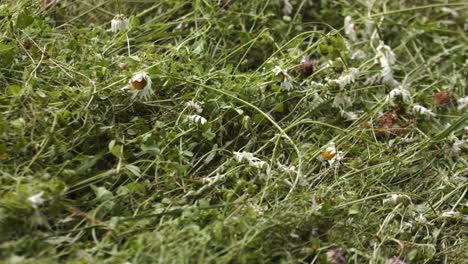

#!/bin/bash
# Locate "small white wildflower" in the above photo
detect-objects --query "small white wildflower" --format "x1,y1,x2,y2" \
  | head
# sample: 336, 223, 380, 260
351, 50, 366, 60
457, 96, 468, 110
335, 68, 359, 88
185, 100, 203, 113
383, 194, 411, 206
126, 72, 153, 101
364, 73, 382, 85
28, 192, 45, 209
441, 7, 459, 17
388, 87, 412, 104
320, 143, 344, 165
186, 114, 207, 125
333, 94, 353, 108
344, 16, 357, 41
413, 104, 436, 117
339, 109, 359, 120
111, 15, 131, 32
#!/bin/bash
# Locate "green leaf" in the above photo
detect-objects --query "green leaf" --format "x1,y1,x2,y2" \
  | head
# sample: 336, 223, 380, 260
7, 85, 22, 96
16, 12, 34, 29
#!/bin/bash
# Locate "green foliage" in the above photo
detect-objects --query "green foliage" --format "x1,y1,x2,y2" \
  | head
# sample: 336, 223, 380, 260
0, 0, 467, 263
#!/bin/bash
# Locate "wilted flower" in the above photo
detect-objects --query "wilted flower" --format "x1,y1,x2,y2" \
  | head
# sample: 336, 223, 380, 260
440, 210, 462, 219
413, 104, 436, 117
344, 16, 357, 41
126, 72, 153, 101
186, 100, 203, 113
385, 257, 407, 264
299, 56, 313, 77
389, 87, 412, 104
326, 248, 346, 264
273, 65, 289, 77
339, 109, 359, 121
376, 41, 398, 86
186, 114, 207, 125
111, 15, 130, 32
432, 90, 450, 106
457, 96, 468, 110
334, 68, 359, 88
383, 194, 411, 206
333, 94, 353, 108
321, 143, 344, 165
28, 192, 45, 209
234, 151, 268, 169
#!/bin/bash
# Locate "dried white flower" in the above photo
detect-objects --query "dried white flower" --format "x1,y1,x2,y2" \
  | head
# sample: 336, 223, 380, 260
28, 192, 45, 209
334, 68, 359, 88
344, 16, 357, 41
186, 114, 207, 125
340, 109, 359, 120
233, 151, 268, 169
111, 15, 130, 32
383, 194, 411, 206
185, 100, 203, 113
457, 96, 468, 110
126, 72, 153, 101
376, 41, 398, 85
413, 104, 436, 117
273, 65, 289, 77
388, 87, 412, 104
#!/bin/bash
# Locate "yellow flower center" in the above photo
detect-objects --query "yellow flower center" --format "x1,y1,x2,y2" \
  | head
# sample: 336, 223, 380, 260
131, 79, 147, 90
322, 149, 337, 161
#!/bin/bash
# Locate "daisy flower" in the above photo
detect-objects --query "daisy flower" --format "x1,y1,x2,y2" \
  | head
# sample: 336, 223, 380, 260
321, 143, 344, 165
126, 72, 154, 101
185, 100, 203, 113
111, 15, 131, 32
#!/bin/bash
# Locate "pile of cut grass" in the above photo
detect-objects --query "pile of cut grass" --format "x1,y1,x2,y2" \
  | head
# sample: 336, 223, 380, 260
0, 1, 467, 263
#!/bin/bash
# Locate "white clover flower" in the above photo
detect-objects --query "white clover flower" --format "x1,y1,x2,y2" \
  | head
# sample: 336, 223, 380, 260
457, 96, 468, 110
111, 15, 131, 32
383, 194, 411, 206
413, 104, 436, 117
233, 151, 268, 169
125, 72, 153, 101
335, 68, 359, 88
320, 143, 344, 165
388, 87, 412, 104
339, 109, 359, 121
28, 192, 45, 209
185, 100, 203, 113
344, 16, 357, 41
186, 114, 207, 125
